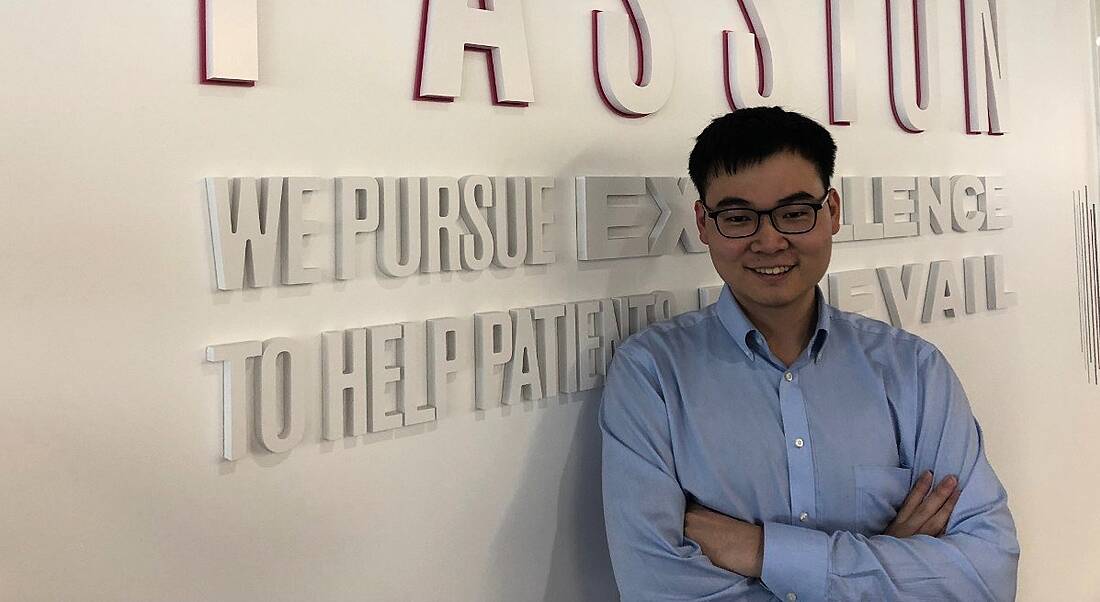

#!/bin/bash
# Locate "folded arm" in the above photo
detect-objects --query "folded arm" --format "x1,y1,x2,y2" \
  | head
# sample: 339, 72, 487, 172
692, 348, 1019, 602
600, 349, 775, 601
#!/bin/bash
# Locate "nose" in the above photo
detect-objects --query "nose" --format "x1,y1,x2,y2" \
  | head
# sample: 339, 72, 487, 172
750, 214, 790, 253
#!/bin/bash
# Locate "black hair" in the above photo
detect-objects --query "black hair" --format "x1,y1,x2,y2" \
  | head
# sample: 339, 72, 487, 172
688, 107, 837, 201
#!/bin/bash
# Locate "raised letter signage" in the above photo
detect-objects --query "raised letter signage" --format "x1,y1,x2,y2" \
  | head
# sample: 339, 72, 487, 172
593, 0, 676, 117
417, 0, 535, 105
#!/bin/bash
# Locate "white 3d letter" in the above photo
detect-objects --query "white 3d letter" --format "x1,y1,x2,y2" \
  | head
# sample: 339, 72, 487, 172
399, 322, 435, 426
281, 177, 323, 285
378, 178, 423, 278
725, 0, 777, 109
322, 329, 368, 440
526, 177, 557, 265
202, 0, 258, 85
335, 178, 381, 281
985, 254, 1018, 309
873, 176, 919, 239
257, 338, 307, 454
206, 340, 262, 461
532, 305, 566, 399
593, 0, 676, 117
647, 178, 708, 256
826, 0, 858, 124
206, 177, 281, 290
417, 0, 534, 105
475, 312, 513, 409
887, 0, 940, 133
877, 264, 926, 328
421, 177, 463, 273
576, 176, 658, 260
923, 260, 965, 321
366, 325, 406, 432
829, 269, 878, 317
427, 318, 467, 412
504, 309, 543, 403
962, 0, 1009, 134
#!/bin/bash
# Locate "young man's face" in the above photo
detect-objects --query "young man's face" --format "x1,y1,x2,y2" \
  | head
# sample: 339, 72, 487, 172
694, 151, 841, 317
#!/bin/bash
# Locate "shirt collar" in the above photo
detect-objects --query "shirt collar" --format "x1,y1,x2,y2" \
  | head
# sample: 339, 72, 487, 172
715, 285, 832, 363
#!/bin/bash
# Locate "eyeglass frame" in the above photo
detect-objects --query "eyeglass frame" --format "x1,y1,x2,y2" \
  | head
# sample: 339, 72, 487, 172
697, 188, 835, 239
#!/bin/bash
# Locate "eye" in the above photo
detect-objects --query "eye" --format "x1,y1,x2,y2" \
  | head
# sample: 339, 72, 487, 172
782, 209, 810, 220
718, 213, 752, 225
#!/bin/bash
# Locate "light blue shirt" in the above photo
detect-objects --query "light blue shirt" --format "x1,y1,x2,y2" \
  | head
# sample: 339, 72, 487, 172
599, 286, 1019, 601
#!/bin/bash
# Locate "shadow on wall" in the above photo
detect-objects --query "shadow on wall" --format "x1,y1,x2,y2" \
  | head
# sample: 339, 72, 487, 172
540, 392, 619, 602
478, 150, 646, 600
483, 390, 620, 601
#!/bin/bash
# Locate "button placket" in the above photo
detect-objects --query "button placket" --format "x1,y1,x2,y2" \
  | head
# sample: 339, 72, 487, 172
778, 367, 816, 530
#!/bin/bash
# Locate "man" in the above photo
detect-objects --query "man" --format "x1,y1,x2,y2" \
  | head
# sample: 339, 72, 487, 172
599, 107, 1019, 601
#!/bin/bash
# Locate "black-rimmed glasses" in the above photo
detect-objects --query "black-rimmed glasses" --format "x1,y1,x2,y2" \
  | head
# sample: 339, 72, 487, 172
700, 189, 832, 239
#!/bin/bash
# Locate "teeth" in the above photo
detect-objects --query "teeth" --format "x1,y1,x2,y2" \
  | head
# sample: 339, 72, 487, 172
752, 266, 792, 275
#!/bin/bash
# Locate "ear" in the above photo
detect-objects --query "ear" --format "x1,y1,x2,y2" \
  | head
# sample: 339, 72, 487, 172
694, 200, 711, 245
826, 188, 841, 235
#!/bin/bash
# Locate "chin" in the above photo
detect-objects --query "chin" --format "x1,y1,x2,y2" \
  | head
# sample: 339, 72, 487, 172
736, 284, 810, 310
751, 292, 800, 308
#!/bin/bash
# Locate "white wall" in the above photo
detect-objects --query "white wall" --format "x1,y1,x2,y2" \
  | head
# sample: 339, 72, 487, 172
0, 1, 1097, 600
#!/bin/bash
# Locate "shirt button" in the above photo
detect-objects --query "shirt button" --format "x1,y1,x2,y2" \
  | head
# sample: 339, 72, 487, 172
794, 437, 805, 448
787, 594, 798, 602
784, 371, 793, 382
799, 512, 809, 522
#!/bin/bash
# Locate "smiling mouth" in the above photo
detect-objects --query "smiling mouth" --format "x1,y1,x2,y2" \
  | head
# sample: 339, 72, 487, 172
748, 265, 795, 276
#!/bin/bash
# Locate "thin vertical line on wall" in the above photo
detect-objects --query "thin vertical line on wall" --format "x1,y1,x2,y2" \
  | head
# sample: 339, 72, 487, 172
1088, 193, 1094, 384
1086, 189, 1095, 387
1086, 190, 1095, 382
1086, 197, 1093, 384
1088, 197, 1096, 383
1074, 188, 1100, 384
1083, 193, 1092, 382
1087, 199, 1093, 385
1080, 192, 1089, 382
1076, 196, 1085, 354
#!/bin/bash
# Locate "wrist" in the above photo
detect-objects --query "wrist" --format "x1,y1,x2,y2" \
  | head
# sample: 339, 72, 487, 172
717, 522, 764, 578
745, 524, 764, 578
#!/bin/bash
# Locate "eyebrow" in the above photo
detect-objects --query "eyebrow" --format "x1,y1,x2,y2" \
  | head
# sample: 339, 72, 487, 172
711, 191, 819, 210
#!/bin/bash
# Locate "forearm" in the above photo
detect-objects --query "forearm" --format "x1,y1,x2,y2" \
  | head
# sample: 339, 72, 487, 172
760, 516, 1019, 602
683, 502, 765, 578
605, 525, 774, 601
601, 351, 774, 600
603, 432, 774, 599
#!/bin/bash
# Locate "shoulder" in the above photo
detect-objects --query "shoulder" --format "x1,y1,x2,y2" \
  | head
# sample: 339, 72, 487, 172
825, 307, 969, 420
601, 305, 720, 414
825, 305, 939, 362
616, 303, 721, 364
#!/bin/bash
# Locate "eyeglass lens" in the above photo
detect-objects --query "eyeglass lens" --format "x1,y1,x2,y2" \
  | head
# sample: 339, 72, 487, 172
714, 204, 818, 238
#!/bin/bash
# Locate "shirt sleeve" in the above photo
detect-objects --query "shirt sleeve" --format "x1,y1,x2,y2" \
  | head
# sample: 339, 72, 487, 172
760, 347, 1020, 602
600, 348, 776, 601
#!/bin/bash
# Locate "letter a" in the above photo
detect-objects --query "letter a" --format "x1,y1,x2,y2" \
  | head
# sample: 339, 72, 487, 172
417, 0, 535, 106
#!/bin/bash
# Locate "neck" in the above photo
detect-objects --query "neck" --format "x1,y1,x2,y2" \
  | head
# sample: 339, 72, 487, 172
734, 289, 818, 367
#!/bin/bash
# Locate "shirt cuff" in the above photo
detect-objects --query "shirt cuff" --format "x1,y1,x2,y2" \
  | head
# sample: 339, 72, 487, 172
761, 521, 829, 602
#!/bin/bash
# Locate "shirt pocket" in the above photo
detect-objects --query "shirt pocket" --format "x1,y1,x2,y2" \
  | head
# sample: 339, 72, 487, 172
854, 465, 913, 535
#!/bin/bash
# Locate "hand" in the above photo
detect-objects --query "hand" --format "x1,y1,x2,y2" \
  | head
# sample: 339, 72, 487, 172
684, 501, 764, 578
884, 470, 961, 538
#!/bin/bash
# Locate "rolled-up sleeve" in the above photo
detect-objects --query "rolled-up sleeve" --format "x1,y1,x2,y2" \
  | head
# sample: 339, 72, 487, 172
600, 348, 775, 601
